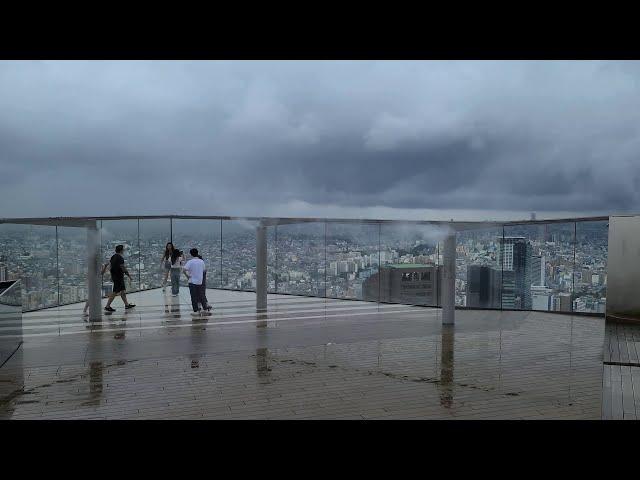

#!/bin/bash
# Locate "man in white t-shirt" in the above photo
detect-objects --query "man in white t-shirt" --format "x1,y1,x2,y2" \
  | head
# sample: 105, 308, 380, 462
183, 248, 208, 316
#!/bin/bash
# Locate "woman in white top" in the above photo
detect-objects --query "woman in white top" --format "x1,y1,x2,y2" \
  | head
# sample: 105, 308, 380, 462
170, 248, 184, 296
161, 242, 174, 289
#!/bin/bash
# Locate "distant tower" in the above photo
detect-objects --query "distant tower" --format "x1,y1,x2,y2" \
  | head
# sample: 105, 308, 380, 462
498, 237, 533, 309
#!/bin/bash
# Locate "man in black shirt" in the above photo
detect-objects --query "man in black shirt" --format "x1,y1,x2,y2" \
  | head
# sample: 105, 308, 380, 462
104, 244, 136, 313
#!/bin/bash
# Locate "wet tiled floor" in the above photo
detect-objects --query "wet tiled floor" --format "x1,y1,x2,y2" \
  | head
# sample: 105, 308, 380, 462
0, 289, 605, 419
602, 322, 640, 420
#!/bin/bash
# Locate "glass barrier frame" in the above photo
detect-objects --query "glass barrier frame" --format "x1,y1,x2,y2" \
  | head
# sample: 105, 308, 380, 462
0, 215, 610, 315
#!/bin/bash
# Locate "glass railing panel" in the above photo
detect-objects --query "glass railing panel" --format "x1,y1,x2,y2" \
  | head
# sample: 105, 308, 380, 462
378, 223, 445, 306
456, 226, 503, 309
273, 221, 325, 297
502, 222, 575, 312
221, 219, 258, 291
326, 222, 379, 300
574, 220, 608, 314
100, 219, 141, 293
0, 280, 22, 366
139, 218, 172, 290
0, 223, 57, 311
57, 226, 89, 306
172, 219, 222, 289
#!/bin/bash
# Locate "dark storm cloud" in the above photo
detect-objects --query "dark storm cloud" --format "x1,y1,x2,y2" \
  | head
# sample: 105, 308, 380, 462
1, 60, 640, 220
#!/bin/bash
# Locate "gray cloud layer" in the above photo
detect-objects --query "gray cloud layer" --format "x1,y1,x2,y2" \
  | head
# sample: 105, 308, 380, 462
1, 60, 640, 221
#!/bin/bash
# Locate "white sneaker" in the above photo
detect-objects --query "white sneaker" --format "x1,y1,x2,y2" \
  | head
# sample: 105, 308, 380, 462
190, 311, 201, 317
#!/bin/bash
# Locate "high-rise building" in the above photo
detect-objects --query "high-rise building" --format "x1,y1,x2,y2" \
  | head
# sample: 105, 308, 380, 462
573, 298, 587, 313
531, 285, 553, 311
498, 237, 532, 309
363, 264, 440, 305
553, 293, 572, 312
466, 265, 501, 309
531, 255, 545, 286
0, 263, 7, 282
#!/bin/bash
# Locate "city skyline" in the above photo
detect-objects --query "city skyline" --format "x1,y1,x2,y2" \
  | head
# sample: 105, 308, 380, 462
0, 218, 607, 314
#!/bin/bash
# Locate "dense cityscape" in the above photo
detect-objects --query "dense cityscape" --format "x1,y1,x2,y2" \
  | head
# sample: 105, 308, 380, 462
0, 220, 607, 314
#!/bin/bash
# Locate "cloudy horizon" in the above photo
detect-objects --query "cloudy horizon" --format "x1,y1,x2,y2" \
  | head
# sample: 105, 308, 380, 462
2, 60, 640, 221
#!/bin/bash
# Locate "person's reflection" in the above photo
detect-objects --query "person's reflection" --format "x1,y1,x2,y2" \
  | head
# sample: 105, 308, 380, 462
189, 315, 208, 369
256, 347, 271, 383
439, 325, 455, 409
164, 292, 183, 335
113, 309, 129, 340
169, 293, 182, 318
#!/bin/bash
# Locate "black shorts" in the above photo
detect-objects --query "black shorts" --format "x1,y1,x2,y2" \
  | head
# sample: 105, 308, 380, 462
112, 276, 126, 293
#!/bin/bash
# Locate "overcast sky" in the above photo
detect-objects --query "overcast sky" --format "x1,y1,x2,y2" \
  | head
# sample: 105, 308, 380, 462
1, 60, 639, 221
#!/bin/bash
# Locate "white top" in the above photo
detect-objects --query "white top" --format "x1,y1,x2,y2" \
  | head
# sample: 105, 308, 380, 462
170, 255, 183, 269
183, 257, 205, 285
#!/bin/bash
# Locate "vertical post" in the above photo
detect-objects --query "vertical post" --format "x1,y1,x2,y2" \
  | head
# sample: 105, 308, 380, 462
87, 221, 102, 322
378, 223, 381, 303
324, 222, 327, 298
500, 225, 505, 310
256, 221, 267, 312
137, 218, 141, 290
55, 226, 60, 306
442, 231, 456, 325
571, 222, 576, 313
274, 224, 278, 293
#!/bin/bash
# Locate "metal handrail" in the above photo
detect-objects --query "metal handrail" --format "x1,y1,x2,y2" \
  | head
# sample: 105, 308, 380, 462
0, 213, 613, 228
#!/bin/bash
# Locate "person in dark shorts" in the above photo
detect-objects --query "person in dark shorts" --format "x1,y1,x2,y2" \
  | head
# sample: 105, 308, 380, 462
104, 244, 136, 313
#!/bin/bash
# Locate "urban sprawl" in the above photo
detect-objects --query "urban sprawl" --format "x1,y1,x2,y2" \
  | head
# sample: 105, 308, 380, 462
0, 221, 607, 314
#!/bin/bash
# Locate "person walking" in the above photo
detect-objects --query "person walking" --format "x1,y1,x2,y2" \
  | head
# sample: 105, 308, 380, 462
161, 242, 174, 290
183, 248, 207, 317
170, 248, 184, 296
104, 245, 136, 313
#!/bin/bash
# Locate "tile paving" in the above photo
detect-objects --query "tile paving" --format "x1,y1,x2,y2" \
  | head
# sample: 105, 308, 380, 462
602, 321, 640, 419
0, 289, 607, 419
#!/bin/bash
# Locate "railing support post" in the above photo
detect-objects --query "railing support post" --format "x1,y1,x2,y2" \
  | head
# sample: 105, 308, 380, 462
87, 221, 102, 322
442, 231, 456, 325
256, 221, 267, 313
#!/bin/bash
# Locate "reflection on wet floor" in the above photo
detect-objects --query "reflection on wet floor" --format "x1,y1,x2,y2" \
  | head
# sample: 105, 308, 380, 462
166, 292, 182, 318
83, 361, 103, 407
256, 310, 268, 329
439, 326, 455, 409
189, 318, 209, 369
0, 289, 606, 419
256, 347, 271, 383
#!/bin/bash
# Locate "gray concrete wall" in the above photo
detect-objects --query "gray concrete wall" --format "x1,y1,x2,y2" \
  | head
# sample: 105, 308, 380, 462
607, 216, 640, 316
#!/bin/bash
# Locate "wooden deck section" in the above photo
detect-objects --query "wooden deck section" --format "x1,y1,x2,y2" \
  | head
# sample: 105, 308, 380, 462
602, 321, 640, 420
